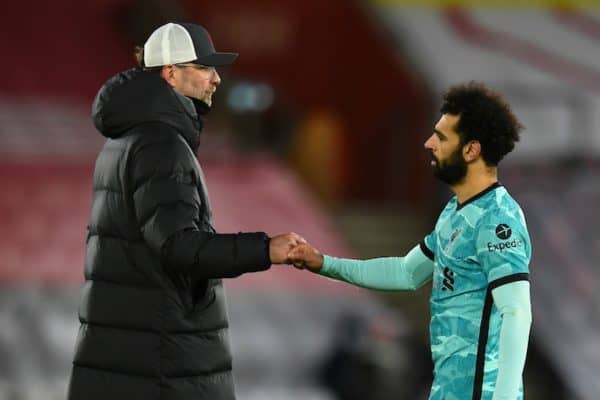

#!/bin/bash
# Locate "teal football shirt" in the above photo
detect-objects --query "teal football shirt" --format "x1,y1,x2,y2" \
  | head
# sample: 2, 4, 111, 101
421, 183, 531, 400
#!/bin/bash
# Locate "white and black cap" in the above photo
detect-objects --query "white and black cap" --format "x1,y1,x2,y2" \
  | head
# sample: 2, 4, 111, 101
144, 22, 238, 67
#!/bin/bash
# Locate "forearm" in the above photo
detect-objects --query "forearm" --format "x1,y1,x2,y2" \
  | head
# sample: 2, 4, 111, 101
162, 229, 271, 279
319, 245, 433, 291
492, 281, 532, 400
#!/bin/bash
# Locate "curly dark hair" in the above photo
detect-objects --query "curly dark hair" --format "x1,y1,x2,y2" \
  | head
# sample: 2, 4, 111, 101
440, 82, 523, 166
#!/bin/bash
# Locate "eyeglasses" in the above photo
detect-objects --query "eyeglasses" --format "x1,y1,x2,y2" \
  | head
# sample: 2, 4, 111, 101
174, 63, 217, 74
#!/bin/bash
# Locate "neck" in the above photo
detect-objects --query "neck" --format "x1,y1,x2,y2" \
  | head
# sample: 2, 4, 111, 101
451, 165, 498, 204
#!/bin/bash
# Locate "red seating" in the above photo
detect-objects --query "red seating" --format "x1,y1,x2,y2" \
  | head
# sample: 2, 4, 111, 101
0, 1, 132, 101
0, 157, 357, 294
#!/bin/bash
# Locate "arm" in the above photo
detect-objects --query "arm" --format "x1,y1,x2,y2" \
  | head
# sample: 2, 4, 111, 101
132, 135, 300, 279
161, 229, 271, 279
473, 212, 532, 398
491, 281, 532, 400
162, 229, 304, 279
289, 244, 434, 291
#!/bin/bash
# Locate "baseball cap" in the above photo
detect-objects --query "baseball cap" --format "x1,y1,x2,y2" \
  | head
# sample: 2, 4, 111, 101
144, 22, 238, 68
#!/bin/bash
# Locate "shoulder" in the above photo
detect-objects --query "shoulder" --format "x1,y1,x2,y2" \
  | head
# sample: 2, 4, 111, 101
480, 187, 527, 228
475, 189, 530, 250
125, 124, 198, 180
128, 124, 193, 157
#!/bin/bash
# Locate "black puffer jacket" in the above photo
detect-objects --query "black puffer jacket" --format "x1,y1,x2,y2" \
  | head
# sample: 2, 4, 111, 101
67, 69, 271, 400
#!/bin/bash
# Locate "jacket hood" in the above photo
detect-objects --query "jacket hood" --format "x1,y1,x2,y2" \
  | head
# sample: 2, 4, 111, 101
92, 68, 209, 150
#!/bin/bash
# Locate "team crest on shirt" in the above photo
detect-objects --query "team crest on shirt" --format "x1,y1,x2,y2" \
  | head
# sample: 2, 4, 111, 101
444, 228, 462, 252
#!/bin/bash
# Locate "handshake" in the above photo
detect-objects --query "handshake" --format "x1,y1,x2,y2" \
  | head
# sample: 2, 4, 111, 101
269, 233, 324, 272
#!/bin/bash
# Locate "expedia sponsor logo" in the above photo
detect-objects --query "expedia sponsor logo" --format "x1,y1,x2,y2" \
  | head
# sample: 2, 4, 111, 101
488, 223, 522, 252
487, 238, 523, 252
495, 224, 512, 240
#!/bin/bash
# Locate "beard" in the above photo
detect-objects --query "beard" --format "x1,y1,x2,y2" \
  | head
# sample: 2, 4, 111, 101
431, 146, 468, 185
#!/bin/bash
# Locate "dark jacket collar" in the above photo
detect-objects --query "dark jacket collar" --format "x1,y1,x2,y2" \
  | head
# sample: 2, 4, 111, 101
91, 68, 209, 151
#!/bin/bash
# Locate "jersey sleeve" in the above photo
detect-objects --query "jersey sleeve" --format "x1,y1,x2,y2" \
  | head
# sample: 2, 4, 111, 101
491, 281, 532, 400
319, 244, 434, 291
475, 213, 531, 283
420, 230, 436, 261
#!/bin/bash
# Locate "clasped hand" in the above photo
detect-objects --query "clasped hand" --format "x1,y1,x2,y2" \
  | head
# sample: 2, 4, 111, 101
269, 233, 323, 272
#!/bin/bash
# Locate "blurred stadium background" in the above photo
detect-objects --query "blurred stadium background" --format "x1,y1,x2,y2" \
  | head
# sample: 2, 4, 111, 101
1, 0, 599, 399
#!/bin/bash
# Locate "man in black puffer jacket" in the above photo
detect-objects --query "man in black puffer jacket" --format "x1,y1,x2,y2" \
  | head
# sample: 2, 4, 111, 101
67, 22, 305, 400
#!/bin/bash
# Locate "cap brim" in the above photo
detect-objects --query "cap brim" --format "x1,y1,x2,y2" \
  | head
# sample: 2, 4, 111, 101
194, 52, 238, 66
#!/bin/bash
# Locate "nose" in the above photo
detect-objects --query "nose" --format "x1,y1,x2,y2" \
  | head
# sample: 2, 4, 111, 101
424, 133, 435, 150
212, 70, 221, 86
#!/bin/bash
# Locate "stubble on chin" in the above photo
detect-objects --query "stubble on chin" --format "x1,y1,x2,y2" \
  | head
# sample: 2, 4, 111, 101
202, 92, 214, 107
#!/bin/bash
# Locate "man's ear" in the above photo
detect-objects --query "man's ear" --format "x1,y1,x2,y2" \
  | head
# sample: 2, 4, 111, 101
463, 140, 481, 162
160, 65, 177, 88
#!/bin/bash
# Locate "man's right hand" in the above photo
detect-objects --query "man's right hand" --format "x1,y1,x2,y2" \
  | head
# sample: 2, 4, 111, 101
287, 244, 324, 273
269, 233, 306, 264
